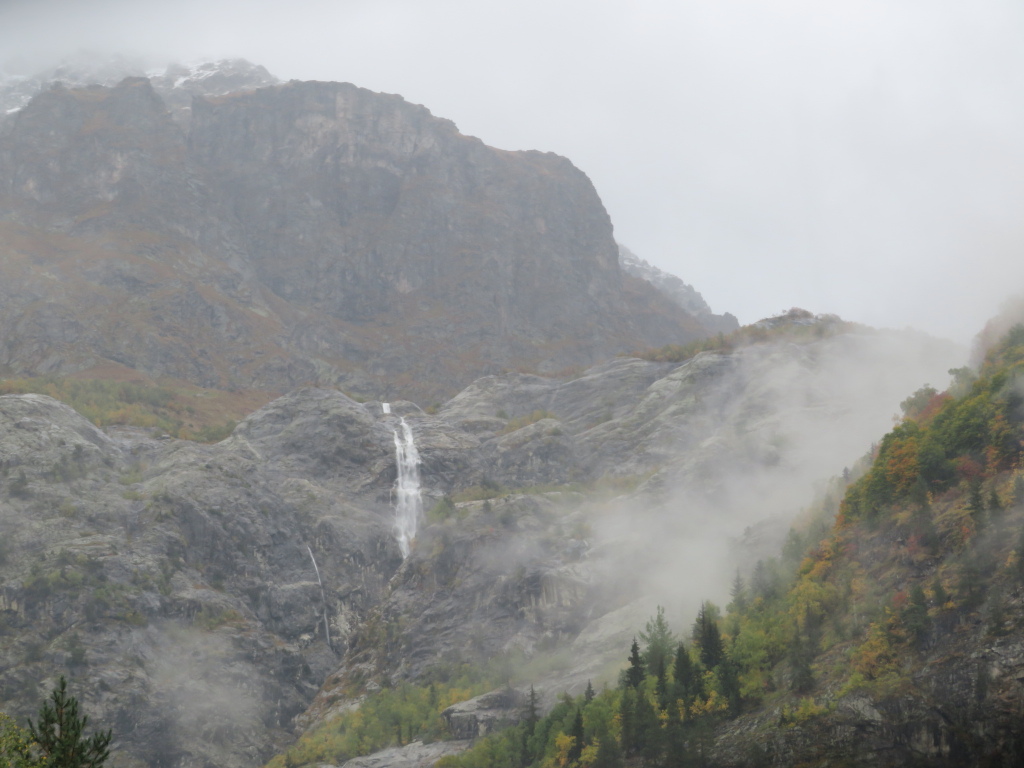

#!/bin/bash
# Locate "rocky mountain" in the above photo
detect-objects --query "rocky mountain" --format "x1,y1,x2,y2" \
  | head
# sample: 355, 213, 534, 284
1, 54, 279, 124
0, 60, 707, 403
618, 244, 738, 334
0, 314, 962, 768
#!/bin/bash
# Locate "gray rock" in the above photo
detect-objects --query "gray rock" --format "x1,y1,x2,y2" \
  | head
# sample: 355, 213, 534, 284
442, 687, 527, 740
336, 740, 471, 768
0, 72, 708, 402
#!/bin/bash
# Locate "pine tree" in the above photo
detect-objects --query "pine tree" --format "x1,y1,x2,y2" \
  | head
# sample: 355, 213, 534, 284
520, 686, 539, 768
618, 687, 636, 758
693, 603, 723, 670
967, 480, 986, 524
639, 606, 675, 675
29, 676, 111, 768
988, 487, 1002, 514
788, 627, 814, 694
634, 690, 661, 763
729, 570, 747, 613
584, 680, 595, 704
673, 642, 702, 708
717, 658, 742, 717
524, 685, 539, 735
902, 584, 932, 648
662, 697, 688, 768
566, 709, 585, 766
625, 637, 646, 689
590, 734, 623, 768
655, 655, 670, 710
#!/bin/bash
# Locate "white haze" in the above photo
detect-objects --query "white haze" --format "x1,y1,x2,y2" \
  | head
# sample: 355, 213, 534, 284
3, 0, 1024, 342
582, 327, 963, 640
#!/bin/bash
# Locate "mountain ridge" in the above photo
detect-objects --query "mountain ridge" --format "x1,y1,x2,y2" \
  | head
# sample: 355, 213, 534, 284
0, 67, 709, 402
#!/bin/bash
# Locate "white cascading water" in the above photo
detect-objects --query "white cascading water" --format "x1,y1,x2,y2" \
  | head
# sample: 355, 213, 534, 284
306, 545, 332, 650
382, 402, 391, 414
391, 417, 422, 558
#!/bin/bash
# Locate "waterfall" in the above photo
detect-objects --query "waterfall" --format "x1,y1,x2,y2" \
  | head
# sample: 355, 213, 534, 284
392, 418, 422, 558
306, 545, 332, 650
382, 402, 391, 414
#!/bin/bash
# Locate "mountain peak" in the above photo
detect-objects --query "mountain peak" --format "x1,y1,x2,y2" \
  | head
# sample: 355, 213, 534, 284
0, 54, 279, 120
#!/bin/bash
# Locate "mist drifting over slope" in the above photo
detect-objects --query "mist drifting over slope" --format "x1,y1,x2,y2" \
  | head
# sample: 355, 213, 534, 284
580, 322, 964, 635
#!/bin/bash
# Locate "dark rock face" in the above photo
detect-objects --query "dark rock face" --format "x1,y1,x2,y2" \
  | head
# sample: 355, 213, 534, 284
0, 324, 963, 768
0, 73, 706, 401
0, 390, 402, 768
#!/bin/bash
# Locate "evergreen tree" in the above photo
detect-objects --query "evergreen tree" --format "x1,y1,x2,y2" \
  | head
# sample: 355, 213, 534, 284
590, 735, 623, 768
655, 655, 670, 710
717, 658, 742, 718
902, 584, 932, 648
908, 502, 939, 554
662, 697, 688, 768
634, 690, 661, 763
524, 685, 539, 735
618, 687, 637, 758
640, 606, 675, 675
788, 627, 814, 694
751, 560, 779, 601
566, 709, 585, 766
728, 570, 747, 613
28, 676, 111, 768
584, 680, 595, 704
673, 642, 702, 708
520, 686, 539, 768
932, 578, 949, 609
967, 480, 986, 524
625, 638, 646, 690
693, 603, 724, 670
988, 487, 1002, 514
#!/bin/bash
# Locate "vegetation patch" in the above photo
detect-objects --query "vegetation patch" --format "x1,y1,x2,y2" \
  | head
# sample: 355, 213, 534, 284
0, 375, 270, 442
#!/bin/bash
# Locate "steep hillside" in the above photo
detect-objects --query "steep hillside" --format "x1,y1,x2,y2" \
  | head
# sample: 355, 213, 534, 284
0, 316, 961, 768
701, 321, 1024, 766
0, 70, 705, 402
412, 323, 1024, 768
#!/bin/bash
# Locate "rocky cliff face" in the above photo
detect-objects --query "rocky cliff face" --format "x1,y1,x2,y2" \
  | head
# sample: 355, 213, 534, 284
0, 67, 705, 402
618, 244, 738, 334
0, 317, 959, 768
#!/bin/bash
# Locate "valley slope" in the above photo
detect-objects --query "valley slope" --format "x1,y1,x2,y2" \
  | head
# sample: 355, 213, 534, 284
0, 315, 961, 768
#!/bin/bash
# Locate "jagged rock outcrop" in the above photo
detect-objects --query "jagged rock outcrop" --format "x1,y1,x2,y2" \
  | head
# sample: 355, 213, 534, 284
0, 55, 279, 124
0, 69, 707, 401
442, 688, 527, 740
618, 243, 738, 334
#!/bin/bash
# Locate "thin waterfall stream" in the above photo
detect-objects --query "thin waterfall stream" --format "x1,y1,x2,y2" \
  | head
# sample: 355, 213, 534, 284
389, 411, 422, 558
306, 545, 332, 650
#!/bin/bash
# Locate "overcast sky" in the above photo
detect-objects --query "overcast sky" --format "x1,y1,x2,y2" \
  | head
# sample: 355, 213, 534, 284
3, 0, 1023, 343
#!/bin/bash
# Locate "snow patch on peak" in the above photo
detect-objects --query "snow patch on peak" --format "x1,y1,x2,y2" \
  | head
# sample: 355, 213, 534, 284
0, 55, 279, 120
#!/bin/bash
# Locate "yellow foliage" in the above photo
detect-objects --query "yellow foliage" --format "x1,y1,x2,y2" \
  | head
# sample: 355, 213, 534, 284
579, 743, 599, 767
545, 732, 574, 768
850, 621, 899, 680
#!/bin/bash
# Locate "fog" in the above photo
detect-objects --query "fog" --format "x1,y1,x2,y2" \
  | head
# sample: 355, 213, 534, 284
576, 324, 963, 646
4, 0, 1023, 342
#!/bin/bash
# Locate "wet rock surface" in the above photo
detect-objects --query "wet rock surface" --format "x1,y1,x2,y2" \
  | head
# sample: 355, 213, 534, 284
0, 323, 962, 768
